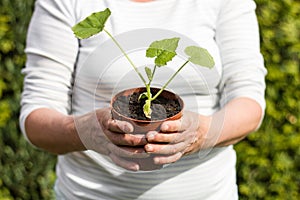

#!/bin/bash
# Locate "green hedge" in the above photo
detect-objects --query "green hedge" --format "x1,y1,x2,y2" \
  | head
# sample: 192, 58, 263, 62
0, 1, 56, 199
0, 0, 299, 199
235, 0, 300, 199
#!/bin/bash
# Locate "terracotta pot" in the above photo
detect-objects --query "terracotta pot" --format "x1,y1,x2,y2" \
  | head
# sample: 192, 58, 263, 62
111, 87, 184, 134
110, 87, 184, 171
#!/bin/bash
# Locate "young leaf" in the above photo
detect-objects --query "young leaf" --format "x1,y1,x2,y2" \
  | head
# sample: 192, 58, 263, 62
143, 99, 152, 119
138, 92, 148, 101
72, 8, 111, 39
184, 46, 215, 68
146, 37, 180, 67
145, 67, 153, 81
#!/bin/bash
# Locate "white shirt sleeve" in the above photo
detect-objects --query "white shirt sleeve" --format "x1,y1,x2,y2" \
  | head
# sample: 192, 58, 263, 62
19, 0, 78, 141
216, 0, 267, 116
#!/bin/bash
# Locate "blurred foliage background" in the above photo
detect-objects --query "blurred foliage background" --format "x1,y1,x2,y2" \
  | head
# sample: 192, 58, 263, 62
0, 0, 299, 199
235, 0, 300, 199
0, 0, 56, 199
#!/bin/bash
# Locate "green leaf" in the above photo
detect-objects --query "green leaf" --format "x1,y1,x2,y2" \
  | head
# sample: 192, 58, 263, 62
145, 67, 153, 81
146, 37, 180, 66
184, 46, 215, 68
143, 99, 152, 119
72, 8, 111, 39
138, 92, 148, 101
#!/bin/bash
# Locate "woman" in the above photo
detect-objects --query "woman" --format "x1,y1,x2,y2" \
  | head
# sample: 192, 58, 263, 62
20, 0, 266, 199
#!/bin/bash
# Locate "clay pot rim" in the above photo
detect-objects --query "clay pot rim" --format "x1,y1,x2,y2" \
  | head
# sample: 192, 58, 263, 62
111, 87, 184, 123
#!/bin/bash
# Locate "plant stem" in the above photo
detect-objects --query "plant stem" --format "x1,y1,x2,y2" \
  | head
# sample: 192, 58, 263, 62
148, 65, 157, 85
104, 29, 147, 85
146, 84, 151, 99
152, 60, 189, 100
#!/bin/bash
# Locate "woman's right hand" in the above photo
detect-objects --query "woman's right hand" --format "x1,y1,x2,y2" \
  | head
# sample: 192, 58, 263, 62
74, 107, 151, 171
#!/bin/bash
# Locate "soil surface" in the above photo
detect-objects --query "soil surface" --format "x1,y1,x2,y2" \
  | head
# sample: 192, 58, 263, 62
113, 91, 182, 121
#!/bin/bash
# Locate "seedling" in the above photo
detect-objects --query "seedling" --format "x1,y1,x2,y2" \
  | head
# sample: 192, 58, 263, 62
72, 8, 215, 119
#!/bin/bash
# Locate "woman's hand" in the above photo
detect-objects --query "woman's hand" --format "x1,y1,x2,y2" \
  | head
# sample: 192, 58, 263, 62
144, 97, 263, 166
144, 111, 213, 165
74, 107, 151, 171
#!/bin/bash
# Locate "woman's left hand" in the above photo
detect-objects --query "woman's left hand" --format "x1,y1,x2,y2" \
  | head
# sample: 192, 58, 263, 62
144, 111, 212, 165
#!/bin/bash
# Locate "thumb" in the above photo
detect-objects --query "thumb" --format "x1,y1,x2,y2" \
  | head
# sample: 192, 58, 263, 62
160, 119, 182, 133
161, 111, 200, 132
114, 120, 134, 133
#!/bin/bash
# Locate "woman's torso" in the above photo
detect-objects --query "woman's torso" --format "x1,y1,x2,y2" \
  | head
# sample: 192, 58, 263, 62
56, 0, 237, 199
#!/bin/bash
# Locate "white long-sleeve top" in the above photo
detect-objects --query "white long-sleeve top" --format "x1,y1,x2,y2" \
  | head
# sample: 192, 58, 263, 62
20, 0, 267, 199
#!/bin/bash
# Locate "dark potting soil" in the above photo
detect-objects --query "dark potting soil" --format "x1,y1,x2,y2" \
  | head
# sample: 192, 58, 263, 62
113, 92, 181, 121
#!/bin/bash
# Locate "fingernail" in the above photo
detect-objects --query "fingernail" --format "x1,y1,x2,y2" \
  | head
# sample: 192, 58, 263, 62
154, 157, 160, 164
136, 135, 147, 144
133, 164, 139, 171
124, 125, 132, 133
161, 124, 169, 131
121, 123, 133, 133
147, 132, 155, 141
146, 144, 153, 152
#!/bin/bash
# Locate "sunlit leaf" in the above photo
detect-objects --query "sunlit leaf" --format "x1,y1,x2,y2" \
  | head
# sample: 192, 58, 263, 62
185, 46, 215, 68
72, 8, 111, 39
146, 37, 179, 66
